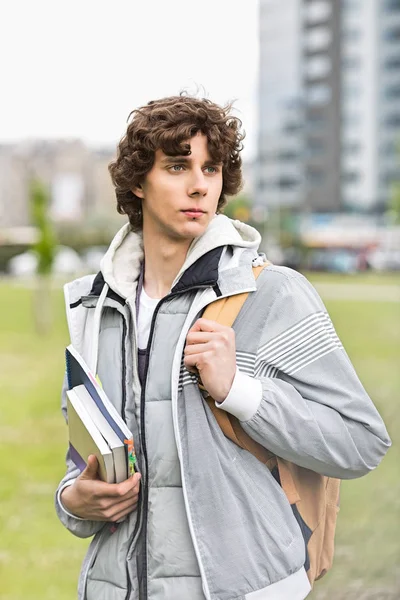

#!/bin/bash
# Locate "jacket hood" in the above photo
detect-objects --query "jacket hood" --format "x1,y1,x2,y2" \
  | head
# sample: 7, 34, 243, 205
100, 214, 262, 300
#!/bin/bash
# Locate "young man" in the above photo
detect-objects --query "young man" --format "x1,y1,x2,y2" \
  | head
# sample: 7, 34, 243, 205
55, 95, 391, 600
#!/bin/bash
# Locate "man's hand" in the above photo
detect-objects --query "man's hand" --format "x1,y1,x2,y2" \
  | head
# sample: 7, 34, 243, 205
184, 318, 236, 403
60, 455, 141, 522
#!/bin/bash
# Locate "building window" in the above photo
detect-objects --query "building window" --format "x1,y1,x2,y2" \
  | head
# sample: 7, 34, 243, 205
380, 140, 398, 156
306, 137, 325, 157
380, 170, 400, 185
384, 0, 400, 11
304, 1, 332, 24
342, 29, 362, 42
306, 55, 332, 78
307, 167, 325, 185
342, 112, 362, 126
384, 56, 400, 70
385, 84, 400, 99
278, 151, 300, 161
384, 26, 400, 41
258, 178, 277, 192
305, 26, 332, 51
385, 114, 400, 127
282, 121, 302, 134
278, 176, 299, 190
342, 141, 362, 154
343, 85, 362, 100
342, 55, 362, 69
307, 111, 327, 132
342, 0, 362, 11
307, 84, 331, 105
307, 136, 325, 150
342, 171, 361, 183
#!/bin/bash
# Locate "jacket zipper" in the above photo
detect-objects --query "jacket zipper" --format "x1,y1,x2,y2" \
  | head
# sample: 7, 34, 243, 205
124, 284, 210, 600
121, 318, 127, 421
121, 314, 140, 600
124, 300, 143, 600
169, 288, 215, 600
169, 285, 257, 600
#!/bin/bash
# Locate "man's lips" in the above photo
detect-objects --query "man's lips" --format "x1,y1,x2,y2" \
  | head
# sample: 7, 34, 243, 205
182, 209, 205, 217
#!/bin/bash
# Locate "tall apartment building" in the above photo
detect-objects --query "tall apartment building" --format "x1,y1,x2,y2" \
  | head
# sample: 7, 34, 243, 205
377, 0, 400, 210
303, 0, 342, 212
257, 0, 303, 209
257, 0, 400, 213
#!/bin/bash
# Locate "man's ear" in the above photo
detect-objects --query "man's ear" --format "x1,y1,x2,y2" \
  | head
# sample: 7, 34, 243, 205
132, 183, 144, 199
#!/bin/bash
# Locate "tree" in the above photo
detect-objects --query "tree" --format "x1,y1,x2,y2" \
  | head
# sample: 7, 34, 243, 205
388, 181, 400, 225
29, 178, 57, 334
387, 138, 400, 225
223, 195, 251, 222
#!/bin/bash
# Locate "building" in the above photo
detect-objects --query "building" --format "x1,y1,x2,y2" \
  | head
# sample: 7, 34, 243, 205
377, 0, 400, 211
257, 0, 400, 214
0, 140, 118, 229
257, 0, 304, 210
303, 0, 342, 212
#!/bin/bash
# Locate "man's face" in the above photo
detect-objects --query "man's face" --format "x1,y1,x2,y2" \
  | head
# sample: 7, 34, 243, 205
134, 132, 223, 242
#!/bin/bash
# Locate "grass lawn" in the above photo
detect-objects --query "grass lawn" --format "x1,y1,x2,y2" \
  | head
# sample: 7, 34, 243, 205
0, 276, 398, 599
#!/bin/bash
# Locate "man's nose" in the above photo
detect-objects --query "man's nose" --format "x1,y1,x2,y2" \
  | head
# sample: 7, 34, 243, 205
188, 169, 208, 196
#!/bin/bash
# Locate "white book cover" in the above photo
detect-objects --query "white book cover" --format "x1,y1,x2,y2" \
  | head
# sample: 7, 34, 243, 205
73, 384, 128, 483
65, 344, 137, 477
66, 388, 115, 483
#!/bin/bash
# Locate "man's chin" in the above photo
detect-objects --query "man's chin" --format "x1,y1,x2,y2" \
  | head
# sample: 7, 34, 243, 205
179, 220, 209, 239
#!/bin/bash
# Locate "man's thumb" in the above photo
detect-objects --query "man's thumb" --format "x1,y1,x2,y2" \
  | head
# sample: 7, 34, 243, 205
80, 455, 99, 480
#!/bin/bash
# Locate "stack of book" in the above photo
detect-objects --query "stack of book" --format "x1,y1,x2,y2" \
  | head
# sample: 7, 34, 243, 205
65, 345, 136, 484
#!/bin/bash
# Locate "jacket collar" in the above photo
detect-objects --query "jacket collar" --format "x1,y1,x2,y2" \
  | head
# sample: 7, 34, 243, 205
89, 245, 225, 302
97, 214, 262, 301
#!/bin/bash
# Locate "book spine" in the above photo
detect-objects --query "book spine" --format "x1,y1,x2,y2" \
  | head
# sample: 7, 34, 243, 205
124, 438, 137, 476
65, 348, 72, 389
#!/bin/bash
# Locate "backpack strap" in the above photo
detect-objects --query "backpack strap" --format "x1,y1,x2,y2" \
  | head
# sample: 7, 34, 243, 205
201, 264, 267, 326
201, 261, 280, 465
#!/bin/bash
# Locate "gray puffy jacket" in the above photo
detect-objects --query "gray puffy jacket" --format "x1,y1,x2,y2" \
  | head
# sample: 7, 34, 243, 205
55, 215, 391, 600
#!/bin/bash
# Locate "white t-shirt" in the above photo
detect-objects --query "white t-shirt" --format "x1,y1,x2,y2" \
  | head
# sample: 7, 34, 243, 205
137, 285, 160, 350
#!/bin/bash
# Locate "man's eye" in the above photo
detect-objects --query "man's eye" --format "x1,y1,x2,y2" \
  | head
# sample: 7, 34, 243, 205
170, 165, 184, 172
204, 166, 218, 174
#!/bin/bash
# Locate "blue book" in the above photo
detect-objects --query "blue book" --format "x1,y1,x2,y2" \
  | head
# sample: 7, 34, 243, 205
65, 344, 137, 481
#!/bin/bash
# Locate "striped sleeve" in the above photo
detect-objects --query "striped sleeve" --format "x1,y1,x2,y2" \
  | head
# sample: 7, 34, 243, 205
255, 311, 343, 378
236, 270, 392, 479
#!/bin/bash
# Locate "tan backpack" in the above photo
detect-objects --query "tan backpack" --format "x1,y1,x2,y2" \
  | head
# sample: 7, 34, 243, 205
200, 263, 340, 586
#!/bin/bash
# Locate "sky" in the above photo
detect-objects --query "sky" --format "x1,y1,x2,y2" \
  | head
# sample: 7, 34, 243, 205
0, 0, 259, 159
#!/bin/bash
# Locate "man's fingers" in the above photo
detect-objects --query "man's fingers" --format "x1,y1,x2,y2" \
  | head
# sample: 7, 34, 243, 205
189, 318, 227, 333
184, 342, 213, 356
186, 331, 213, 345
117, 473, 141, 497
184, 351, 213, 369
79, 455, 99, 480
114, 473, 141, 498
97, 473, 141, 499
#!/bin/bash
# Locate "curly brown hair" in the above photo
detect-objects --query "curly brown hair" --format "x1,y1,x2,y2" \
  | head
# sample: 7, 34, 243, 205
108, 94, 245, 230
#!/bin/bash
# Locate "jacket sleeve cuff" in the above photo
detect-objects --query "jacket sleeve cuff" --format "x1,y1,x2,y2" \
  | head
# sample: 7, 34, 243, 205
57, 479, 85, 520
215, 368, 262, 421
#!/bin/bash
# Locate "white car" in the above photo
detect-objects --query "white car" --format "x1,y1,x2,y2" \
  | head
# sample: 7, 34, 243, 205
8, 246, 83, 277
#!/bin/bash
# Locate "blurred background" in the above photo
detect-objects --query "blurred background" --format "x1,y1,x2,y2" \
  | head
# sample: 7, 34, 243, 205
0, 1, 399, 599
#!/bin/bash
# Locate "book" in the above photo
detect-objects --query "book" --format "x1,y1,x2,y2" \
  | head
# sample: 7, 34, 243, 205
65, 344, 137, 482
68, 384, 128, 483
66, 387, 115, 483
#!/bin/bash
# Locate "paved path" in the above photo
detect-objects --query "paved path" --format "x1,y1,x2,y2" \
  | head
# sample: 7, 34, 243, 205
312, 584, 400, 599
313, 282, 400, 302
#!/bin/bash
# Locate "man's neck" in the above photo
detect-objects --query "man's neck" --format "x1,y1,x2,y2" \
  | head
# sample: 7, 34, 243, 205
142, 230, 192, 299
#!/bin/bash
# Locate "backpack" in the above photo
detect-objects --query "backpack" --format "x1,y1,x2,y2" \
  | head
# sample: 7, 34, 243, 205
200, 263, 340, 586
